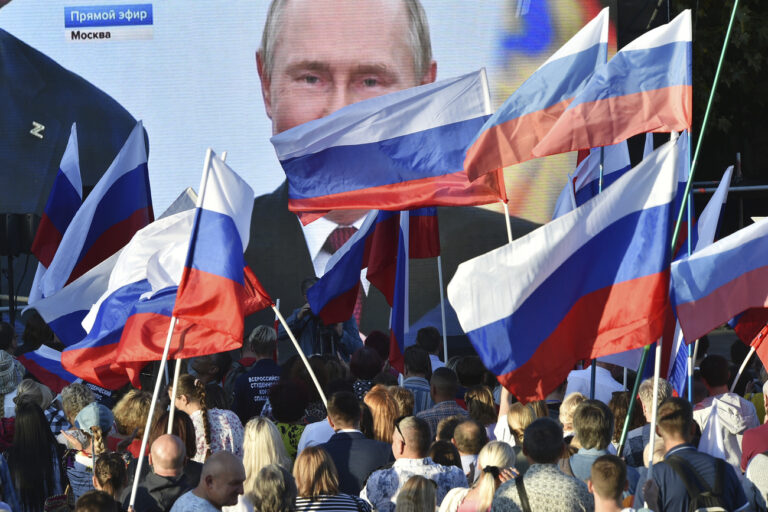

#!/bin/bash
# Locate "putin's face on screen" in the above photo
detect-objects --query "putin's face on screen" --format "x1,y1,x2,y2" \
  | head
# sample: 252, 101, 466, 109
257, 0, 437, 136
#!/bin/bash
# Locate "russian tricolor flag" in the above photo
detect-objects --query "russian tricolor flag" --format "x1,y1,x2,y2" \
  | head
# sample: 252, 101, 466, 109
464, 8, 608, 181
272, 70, 505, 224
41, 121, 153, 297
533, 10, 692, 158
448, 137, 681, 402
18, 346, 78, 393
29, 123, 83, 304
671, 216, 768, 344
552, 139, 631, 219
307, 208, 439, 325
61, 153, 269, 388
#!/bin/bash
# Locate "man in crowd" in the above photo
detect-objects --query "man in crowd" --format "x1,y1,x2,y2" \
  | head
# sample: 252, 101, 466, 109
564, 361, 624, 405
623, 377, 672, 467
563, 400, 639, 494
492, 417, 594, 511
320, 391, 392, 495
232, 325, 282, 424
694, 354, 759, 471
170, 451, 245, 511
417, 367, 467, 439
588, 455, 633, 512
647, 397, 748, 511
245, 0, 535, 353
361, 416, 466, 512
127, 434, 192, 511
402, 345, 433, 414
452, 419, 488, 483
741, 380, 768, 472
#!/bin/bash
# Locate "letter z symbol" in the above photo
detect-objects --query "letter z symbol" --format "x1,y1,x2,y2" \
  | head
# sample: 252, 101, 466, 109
30, 121, 45, 139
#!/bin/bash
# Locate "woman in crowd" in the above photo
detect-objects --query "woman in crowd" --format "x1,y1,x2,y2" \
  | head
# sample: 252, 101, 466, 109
464, 386, 497, 440
250, 464, 297, 512
170, 374, 244, 462
505, 403, 535, 475
439, 441, 516, 512
226, 417, 292, 512
108, 389, 154, 458
389, 386, 415, 417
395, 475, 436, 512
559, 392, 586, 444
293, 447, 371, 511
269, 380, 309, 459
608, 391, 644, 452
61, 382, 95, 428
6, 401, 64, 511
62, 402, 114, 501
92, 452, 127, 502
363, 385, 398, 444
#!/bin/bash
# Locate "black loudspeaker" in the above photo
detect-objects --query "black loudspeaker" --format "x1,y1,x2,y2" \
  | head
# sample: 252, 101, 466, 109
0, 213, 40, 256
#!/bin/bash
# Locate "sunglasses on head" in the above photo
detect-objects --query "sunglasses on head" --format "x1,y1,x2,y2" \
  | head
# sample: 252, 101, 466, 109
394, 415, 411, 444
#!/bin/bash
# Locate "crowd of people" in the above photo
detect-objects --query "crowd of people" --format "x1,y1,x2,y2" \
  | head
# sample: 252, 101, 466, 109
0, 320, 767, 511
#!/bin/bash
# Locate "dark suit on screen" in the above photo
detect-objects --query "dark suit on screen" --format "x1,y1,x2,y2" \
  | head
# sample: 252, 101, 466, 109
0, 28, 141, 216
245, 182, 538, 361
320, 430, 393, 496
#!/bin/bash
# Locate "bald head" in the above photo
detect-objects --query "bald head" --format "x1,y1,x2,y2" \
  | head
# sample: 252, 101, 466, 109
150, 434, 185, 476
199, 451, 246, 508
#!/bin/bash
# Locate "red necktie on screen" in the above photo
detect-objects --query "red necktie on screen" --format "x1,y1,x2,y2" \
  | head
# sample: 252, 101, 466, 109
323, 226, 364, 325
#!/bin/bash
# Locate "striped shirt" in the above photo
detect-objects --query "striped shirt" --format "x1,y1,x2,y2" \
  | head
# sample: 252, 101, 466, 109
402, 377, 433, 415
295, 494, 371, 511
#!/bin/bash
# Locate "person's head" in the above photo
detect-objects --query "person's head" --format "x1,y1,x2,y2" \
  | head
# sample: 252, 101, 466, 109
13, 379, 53, 411
699, 354, 730, 391
456, 356, 486, 388
655, 397, 694, 445
326, 391, 361, 430
507, 402, 536, 445
270, 380, 310, 423
197, 451, 247, 508
573, 400, 614, 451
286, 356, 328, 404
299, 277, 318, 300
0, 322, 16, 353
427, 440, 462, 469
149, 434, 186, 477
0, 349, 23, 402
364, 330, 390, 363
242, 417, 291, 502
416, 326, 441, 355
190, 352, 231, 385
111, 389, 153, 437
559, 392, 586, 432
76, 402, 114, 455
588, 454, 628, 507
92, 452, 127, 499
522, 417, 565, 464
350, 346, 383, 380
149, 409, 197, 459
61, 382, 96, 425
257, 0, 436, 136
474, 441, 516, 511
430, 367, 459, 402
388, 386, 415, 417
528, 400, 548, 419
395, 475, 436, 512
393, 415, 431, 459
435, 415, 463, 442
403, 345, 430, 378
293, 446, 340, 499
250, 464, 297, 512
363, 384, 398, 443
465, 385, 496, 425
74, 490, 120, 512
245, 325, 277, 357
637, 377, 672, 422
608, 391, 643, 444
452, 419, 488, 456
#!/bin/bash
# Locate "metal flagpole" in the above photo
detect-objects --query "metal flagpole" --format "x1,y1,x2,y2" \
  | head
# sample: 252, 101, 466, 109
437, 256, 449, 363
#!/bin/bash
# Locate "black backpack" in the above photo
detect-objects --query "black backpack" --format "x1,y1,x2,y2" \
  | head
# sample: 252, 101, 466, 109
665, 455, 728, 512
